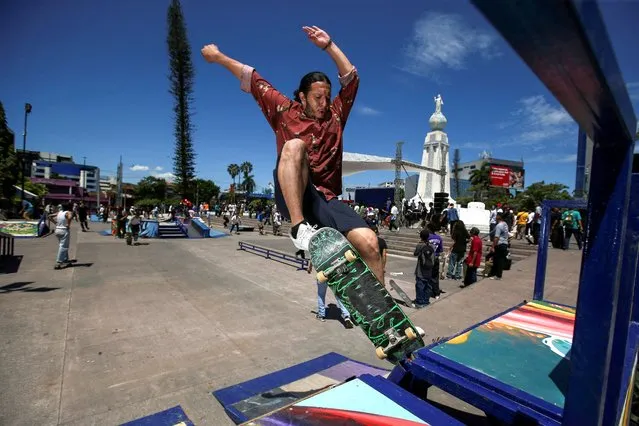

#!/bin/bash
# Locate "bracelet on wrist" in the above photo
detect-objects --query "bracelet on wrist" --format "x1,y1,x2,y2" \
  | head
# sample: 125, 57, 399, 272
322, 39, 333, 51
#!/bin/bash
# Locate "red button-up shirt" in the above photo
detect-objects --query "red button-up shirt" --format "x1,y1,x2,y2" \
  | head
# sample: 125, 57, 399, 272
240, 65, 359, 200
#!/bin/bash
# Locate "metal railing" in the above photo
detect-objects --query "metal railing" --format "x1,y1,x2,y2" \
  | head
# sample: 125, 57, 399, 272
238, 241, 309, 271
0, 231, 15, 257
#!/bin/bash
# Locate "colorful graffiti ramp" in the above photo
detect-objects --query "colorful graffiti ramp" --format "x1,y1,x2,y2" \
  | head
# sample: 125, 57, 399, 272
412, 300, 575, 422
213, 352, 462, 425
243, 375, 444, 425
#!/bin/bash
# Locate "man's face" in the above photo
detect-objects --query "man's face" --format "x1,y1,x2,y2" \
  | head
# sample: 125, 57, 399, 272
300, 82, 331, 120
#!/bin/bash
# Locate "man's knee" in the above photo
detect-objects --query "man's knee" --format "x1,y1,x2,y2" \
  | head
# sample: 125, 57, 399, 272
280, 138, 307, 162
348, 228, 380, 258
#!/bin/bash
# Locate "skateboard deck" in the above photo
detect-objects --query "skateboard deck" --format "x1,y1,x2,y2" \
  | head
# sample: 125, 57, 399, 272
308, 227, 425, 364
389, 279, 415, 308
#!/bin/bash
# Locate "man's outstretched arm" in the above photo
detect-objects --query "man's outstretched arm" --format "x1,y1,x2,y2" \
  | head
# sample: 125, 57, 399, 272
201, 43, 290, 128
201, 44, 245, 79
303, 26, 354, 76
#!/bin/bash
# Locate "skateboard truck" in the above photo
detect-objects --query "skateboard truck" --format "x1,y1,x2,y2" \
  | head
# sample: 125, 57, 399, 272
376, 327, 420, 359
316, 250, 357, 283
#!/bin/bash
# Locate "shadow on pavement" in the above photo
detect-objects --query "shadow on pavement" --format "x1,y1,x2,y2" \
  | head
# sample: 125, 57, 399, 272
0, 281, 61, 293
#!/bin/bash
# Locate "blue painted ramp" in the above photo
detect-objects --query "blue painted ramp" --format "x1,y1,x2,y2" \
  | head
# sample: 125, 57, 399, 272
120, 405, 193, 426
212, 352, 463, 425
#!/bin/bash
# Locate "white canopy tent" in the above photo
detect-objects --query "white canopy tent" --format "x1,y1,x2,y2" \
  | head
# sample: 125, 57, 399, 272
342, 152, 442, 176
13, 185, 38, 200
341, 152, 455, 206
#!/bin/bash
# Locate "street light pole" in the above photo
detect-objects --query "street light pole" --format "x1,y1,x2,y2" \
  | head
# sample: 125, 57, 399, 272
21, 103, 32, 205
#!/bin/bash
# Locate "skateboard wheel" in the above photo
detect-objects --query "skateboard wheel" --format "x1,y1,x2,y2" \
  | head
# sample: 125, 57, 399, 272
344, 250, 357, 262
317, 271, 328, 283
375, 346, 387, 360
405, 327, 417, 341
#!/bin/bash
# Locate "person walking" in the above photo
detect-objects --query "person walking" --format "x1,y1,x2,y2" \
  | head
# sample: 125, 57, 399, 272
490, 213, 510, 280
54, 204, 73, 269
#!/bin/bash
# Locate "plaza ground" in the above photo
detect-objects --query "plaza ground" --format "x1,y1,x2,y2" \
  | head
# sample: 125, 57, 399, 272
0, 223, 581, 425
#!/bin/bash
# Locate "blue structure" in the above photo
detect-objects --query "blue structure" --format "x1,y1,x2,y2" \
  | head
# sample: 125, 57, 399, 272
397, 1, 638, 425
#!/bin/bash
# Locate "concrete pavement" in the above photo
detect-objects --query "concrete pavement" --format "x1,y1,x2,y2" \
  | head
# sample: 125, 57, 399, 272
0, 223, 581, 425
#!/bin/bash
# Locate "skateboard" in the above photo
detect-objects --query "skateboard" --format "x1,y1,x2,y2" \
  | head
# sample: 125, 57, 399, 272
388, 279, 416, 308
308, 227, 425, 364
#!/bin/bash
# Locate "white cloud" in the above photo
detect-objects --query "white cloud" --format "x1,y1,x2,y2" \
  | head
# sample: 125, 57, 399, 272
356, 106, 382, 116
498, 95, 574, 147
401, 12, 500, 77
154, 166, 163, 171
518, 96, 572, 127
627, 82, 639, 101
153, 172, 175, 181
526, 154, 577, 163
130, 164, 149, 171
459, 142, 491, 149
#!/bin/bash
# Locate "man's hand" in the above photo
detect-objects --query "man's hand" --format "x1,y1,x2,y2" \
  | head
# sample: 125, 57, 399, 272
201, 43, 222, 63
302, 26, 331, 49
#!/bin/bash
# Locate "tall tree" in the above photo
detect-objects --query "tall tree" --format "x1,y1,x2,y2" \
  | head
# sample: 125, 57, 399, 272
167, 0, 196, 200
0, 101, 18, 200
227, 163, 240, 189
469, 162, 491, 200
240, 161, 255, 193
452, 148, 461, 198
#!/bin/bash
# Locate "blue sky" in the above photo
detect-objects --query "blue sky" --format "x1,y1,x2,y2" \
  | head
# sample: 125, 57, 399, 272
2, 0, 638, 193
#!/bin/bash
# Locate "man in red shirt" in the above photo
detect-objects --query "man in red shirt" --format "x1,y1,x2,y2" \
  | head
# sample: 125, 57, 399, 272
201, 26, 383, 282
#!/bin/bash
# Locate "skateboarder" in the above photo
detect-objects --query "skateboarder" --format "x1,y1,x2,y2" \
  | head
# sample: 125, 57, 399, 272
201, 26, 384, 283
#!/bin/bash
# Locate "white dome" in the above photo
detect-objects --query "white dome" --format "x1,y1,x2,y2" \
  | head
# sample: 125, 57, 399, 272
429, 111, 447, 131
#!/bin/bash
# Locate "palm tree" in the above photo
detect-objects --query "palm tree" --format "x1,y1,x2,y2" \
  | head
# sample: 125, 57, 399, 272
243, 176, 256, 194
240, 161, 254, 193
469, 162, 491, 201
227, 163, 240, 201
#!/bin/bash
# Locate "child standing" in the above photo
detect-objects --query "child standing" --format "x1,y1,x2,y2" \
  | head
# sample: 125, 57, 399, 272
462, 227, 482, 287
413, 229, 435, 308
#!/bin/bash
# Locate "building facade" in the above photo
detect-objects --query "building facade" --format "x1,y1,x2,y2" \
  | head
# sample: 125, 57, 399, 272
450, 155, 525, 199
24, 151, 100, 193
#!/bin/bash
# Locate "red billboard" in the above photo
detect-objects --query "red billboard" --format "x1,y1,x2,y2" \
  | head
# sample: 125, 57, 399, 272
489, 165, 525, 189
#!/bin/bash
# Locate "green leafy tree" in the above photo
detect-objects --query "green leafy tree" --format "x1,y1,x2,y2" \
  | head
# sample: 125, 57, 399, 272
469, 162, 491, 200
513, 181, 572, 211
240, 161, 255, 193
194, 178, 220, 204
135, 176, 167, 200
12, 180, 47, 204
167, 0, 196, 200
0, 101, 18, 200
227, 163, 240, 201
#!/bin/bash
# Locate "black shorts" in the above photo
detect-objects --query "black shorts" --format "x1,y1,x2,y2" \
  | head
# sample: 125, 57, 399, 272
273, 168, 368, 234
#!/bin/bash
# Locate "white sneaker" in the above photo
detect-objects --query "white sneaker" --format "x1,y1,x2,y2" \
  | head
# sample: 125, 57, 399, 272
290, 222, 318, 251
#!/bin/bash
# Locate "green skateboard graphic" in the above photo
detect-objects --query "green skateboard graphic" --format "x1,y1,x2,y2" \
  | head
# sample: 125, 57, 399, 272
308, 227, 425, 364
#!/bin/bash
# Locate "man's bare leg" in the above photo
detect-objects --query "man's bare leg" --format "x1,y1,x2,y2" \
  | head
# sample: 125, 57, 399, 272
345, 227, 384, 284
277, 139, 308, 226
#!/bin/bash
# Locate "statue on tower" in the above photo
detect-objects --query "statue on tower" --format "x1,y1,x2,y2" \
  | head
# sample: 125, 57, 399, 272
434, 94, 444, 114
429, 93, 447, 131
